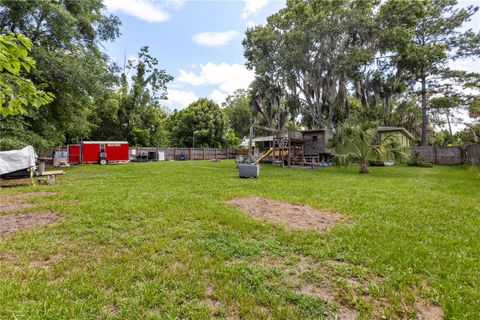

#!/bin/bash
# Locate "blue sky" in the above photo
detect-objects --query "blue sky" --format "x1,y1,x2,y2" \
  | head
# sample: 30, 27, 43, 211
103, 0, 480, 115
103, 0, 285, 111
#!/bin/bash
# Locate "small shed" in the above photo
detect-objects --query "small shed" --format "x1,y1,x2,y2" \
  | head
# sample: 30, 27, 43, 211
301, 129, 333, 156
377, 127, 414, 148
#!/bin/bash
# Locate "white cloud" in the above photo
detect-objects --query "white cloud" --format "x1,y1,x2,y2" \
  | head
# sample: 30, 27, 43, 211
192, 30, 239, 47
210, 89, 228, 105
104, 0, 170, 23
167, 82, 185, 89
178, 62, 254, 92
448, 58, 479, 72
241, 0, 269, 19
127, 54, 137, 63
177, 62, 254, 105
165, 0, 186, 10
166, 89, 198, 109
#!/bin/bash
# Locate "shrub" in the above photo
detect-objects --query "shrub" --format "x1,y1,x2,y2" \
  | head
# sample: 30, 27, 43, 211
407, 153, 433, 167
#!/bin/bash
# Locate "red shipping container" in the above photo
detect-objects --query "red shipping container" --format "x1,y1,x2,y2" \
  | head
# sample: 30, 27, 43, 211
68, 141, 129, 164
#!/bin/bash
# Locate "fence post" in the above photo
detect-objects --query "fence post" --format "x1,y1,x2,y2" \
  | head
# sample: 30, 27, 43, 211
226, 148, 229, 159
203, 148, 206, 160
434, 147, 438, 164
173, 147, 176, 160
215, 148, 217, 160
189, 148, 192, 160
156, 147, 159, 161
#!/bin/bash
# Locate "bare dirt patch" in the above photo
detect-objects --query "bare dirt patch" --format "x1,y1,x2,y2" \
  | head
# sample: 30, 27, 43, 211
415, 300, 444, 320
0, 202, 35, 213
0, 211, 62, 238
204, 284, 221, 311
231, 252, 445, 319
300, 283, 336, 303
0, 251, 64, 269
0, 191, 58, 201
225, 196, 342, 232
29, 253, 64, 269
0, 251, 18, 265
334, 307, 359, 320
0, 192, 59, 213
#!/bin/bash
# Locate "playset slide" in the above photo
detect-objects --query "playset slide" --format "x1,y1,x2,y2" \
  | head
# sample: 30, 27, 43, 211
254, 148, 273, 164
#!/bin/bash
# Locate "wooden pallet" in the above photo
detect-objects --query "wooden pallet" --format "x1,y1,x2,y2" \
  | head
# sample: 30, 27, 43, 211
1, 170, 64, 187
38, 170, 65, 176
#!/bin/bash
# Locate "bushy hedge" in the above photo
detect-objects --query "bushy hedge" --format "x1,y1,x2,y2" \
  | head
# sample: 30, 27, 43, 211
407, 153, 433, 167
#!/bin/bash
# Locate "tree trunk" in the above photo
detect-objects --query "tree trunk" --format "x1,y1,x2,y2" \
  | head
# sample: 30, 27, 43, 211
471, 128, 478, 143
420, 76, 428, 146
345, 97, 350, 120
359, 159, 370, 174
446, 112, 452, 136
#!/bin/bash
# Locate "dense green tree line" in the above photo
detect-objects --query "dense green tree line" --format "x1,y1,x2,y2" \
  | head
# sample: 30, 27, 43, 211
0, 0, 121, 153
243, 0, 480, 145
1, 0, 479, 155
0, 0, 242, 154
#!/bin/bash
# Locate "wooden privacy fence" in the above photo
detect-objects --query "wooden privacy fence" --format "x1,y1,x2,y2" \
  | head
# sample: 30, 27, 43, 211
412, 144, 480, 165
129, 147, 238, 161
467, 144, 480, 165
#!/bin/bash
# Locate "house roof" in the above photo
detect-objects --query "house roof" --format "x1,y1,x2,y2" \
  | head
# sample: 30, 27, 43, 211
300, 129, 328, 133
240, 136, 274, 147
377, 127, 414, 140
253, 135, 275, 142
240, 134, 290, 147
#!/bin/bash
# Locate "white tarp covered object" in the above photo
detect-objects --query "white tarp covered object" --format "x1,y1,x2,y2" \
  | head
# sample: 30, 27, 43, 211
0, 145, 37, 175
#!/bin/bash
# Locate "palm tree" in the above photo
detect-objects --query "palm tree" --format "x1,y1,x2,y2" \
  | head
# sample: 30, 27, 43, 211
331, 123, 407, 174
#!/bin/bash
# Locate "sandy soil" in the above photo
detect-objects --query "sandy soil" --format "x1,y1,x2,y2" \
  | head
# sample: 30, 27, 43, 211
0, 191, 59, 213
226, 196, 341, 232
0, 202, 35, 213
0, 211, 62, 238
415, 301, 444, 320
0, 191, 58, 201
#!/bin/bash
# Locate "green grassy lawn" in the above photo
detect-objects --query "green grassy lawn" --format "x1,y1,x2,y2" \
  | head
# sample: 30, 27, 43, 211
1, 161, 479, 319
